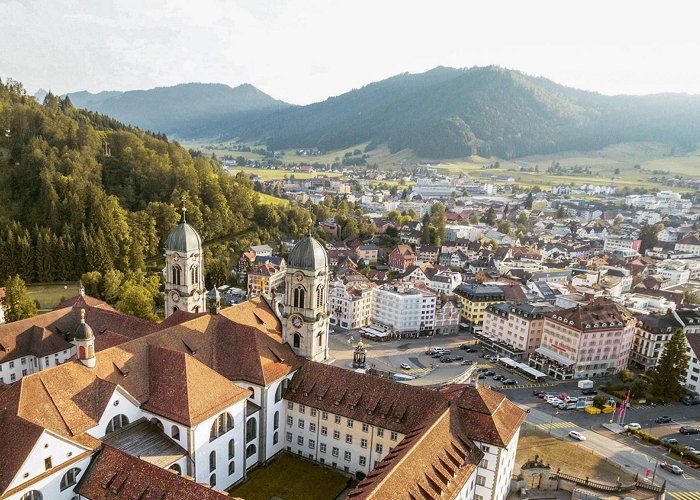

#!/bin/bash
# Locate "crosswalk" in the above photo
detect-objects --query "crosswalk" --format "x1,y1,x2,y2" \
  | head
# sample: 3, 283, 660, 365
536, 421, 577, 431
500, 382, 555, 390
669, 492, 700, 500
406, 367, 431, 375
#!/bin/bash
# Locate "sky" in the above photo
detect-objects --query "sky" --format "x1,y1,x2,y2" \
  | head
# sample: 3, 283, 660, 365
1, 0, 698, 105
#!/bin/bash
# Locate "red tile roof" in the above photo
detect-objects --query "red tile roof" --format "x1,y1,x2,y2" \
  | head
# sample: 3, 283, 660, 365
76, 446, 231, 499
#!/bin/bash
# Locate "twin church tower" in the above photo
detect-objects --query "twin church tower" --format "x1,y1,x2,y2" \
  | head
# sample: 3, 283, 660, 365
163, 208, 330, 362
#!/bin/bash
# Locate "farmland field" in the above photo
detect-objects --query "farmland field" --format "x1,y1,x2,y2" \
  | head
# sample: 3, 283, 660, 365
27, 282, 79, 311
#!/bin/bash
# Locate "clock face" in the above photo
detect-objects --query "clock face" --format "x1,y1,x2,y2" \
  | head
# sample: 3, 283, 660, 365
296, 272, 304, 282
292, 315, 303, 328
172, 291, 180, 302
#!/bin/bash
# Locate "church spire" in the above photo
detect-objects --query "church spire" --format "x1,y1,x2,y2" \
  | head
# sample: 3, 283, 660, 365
181, 196, 187, 223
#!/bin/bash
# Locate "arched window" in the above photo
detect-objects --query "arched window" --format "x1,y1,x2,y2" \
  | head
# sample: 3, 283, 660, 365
246, 418, 257, 442
273, 411, 279, 430
228, 460, 235, 476
105, 414, 129, 434
318, 332, 323, 347
273, 431, 279, 445
172, 265, 182, 285
173, 306, 179, 314
171, 425, 180, 440
293, 286, 305, 308
293, 333, 301, 349
20, 492, 42, 500
210, 412, 234, 441
169, 463, 181, 474
246, 444, 256, 458
60, 467, 81, 491
317, 284, 324, 307
248, 387, 255, 400
87, 345, 94, 357
209, 450, 216, 472
78, 346, 85, 358
209, 474, 216, 487
190, 265, 199, 284
150, 417, 164, 432
274, 384, 282, 403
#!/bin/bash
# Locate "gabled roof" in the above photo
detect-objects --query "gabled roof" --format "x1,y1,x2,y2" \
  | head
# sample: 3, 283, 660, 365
0, 408, 45, 494
142, 346, 249, 426
76, 446, 231, 499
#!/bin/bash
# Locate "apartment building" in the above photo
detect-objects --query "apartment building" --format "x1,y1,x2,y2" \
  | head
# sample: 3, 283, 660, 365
482, 302, 560, 359
247, 260, 286, 299
329, 275, 375, 330
455, 284, 506, 330
372, 283, 436, 336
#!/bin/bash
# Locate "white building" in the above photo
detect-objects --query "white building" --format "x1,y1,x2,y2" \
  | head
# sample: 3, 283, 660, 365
372, 283, 437, 336
412, 177, 459, 199
329, 275, 375, 330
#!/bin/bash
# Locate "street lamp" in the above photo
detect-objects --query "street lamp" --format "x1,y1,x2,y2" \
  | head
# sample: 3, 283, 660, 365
549, 411, 559, 435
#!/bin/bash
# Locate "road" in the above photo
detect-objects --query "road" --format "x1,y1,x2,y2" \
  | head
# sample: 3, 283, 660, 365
524, 406, 700, 497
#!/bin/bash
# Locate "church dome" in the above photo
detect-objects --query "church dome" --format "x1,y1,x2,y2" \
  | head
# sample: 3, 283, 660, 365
74, 309, 94, 340
288, 236, 328, 272
166, 221, 202, 253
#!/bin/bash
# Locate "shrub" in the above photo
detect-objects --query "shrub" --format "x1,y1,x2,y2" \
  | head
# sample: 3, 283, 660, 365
627, 428, 660, 445
617, 369, 634, 383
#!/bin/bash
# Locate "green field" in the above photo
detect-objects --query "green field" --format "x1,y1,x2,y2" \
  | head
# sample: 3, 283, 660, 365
257, 192, 290, 206
231, 167, 343, 180
229, 453, 349, 500
27, 282, 79, 310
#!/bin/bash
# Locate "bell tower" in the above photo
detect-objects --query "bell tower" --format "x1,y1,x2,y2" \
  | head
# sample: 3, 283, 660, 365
164, 204, 206, 318
282, 236, 330, 362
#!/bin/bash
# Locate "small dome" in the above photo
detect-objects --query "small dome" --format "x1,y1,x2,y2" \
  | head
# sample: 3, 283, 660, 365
74, 309, 94, 340
166, 221, 202, 253
288, 236, 328, 272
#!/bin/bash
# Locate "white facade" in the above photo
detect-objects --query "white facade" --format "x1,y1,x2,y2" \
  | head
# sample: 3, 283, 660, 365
329, 280, 374, 330
0, 348, 73, 385
473, 428, 521, 500
372, 284, 436, 335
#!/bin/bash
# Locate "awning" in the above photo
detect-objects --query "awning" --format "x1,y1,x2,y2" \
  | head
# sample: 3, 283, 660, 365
498, 357, 518, 368
517, 363, 547, 379
535, 346, 575, 367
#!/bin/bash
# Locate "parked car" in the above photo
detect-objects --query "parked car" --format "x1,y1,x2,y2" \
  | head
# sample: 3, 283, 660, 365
655, 416, 672, 424
565, 403, 577, 410
440, 356, 454, 363
478, 374, 486, 379
558, 403, 567, 410
680, 426, 700, 435
492, 374, 503, 381
533, 390, 544, 396
661, 437, 678, 445
453, 356, 464, 361
484, 371, 495, 376
565, 397, 578, 403
476, 367, 489, 373
624, 423, 641, 431
549, 398, 563, 406
400, 363, 411, 370
503, 379, 517, 385
660, 462, 683, 475
569, 431, 586, 441
581, 389, 598, 395
682, 397, 699, 406
684, 446, 697, 453
465, 348, 478, 353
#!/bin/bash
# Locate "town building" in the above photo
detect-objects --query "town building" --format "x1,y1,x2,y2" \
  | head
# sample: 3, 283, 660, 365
455, 284, 506, 331
603, 236, 641, 254
675, 234, 700, 256
329, 273, 375, 330
247, 260, 286, 299
530, 299, 636, 380
372, 283, 436, 336
482, 302, 560, 360
388, 244, 417, 271
237, 244, 274, 275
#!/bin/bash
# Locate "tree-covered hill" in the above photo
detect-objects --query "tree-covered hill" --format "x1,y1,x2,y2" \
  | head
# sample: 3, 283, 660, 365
64, 82, 290, 139
0, 79, 312, 285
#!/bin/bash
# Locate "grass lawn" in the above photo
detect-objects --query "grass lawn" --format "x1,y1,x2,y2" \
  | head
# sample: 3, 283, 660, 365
231, 167, 343, 181
516, 425, 634, 484
229, 453, 349, 500
257, 193, 290, 206
27, 282, 79, 310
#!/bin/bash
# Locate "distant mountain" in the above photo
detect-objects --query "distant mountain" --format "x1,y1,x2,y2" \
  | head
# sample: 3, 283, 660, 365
62, 68, 700, 158
228, 66, 700, 158
63, 82, 290, 138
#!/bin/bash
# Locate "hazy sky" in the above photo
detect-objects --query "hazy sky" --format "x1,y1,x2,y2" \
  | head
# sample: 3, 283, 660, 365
1, 0, 698, 104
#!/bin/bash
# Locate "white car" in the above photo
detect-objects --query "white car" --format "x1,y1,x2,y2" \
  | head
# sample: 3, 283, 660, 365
400, 363, 411, 370
549, 398, 563, 406
625, 423, 641, 431
569, 431, 586, 441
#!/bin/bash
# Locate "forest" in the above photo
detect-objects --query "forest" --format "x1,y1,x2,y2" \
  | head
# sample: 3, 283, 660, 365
0, 78, 317, 296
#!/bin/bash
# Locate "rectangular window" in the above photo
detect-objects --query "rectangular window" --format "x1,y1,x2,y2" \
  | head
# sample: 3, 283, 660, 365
359, 456, 367, 466
334, 415, 341, 424
44, 457, 52, 470
344, 451, 351, 462
377, 428, 384, 437
332, 447, 339, 457
333, 430, 340, 440
322, 411, 328, 421
480, 459, 488, 468
345, 434, 352, 444
376, 443, 383, 453
390, 431, 397, 441
320, 443, 327, 453
321, 426, 328, 436
287, 401, 293, 410
477, 475, 486, 486
310, 423, 316, 433
286, 432, 292, 442
361, 438, 368, 449
299, 405, 305, 414
297, 436, 304, 446
482, 445, 490, 453
347, 419, 353, 428
298, 419, 305, 429
287, 416, 293, 426
310, 408, 317, 417
9, 361, 13, 369
10, 374, 15, 382
309, 439, 315, 449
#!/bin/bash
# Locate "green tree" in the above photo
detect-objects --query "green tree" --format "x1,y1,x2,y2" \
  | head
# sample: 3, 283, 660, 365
516, 212, 529, 226
650, 328, 689, 401
117, 283, 158, 321
80, 271, 103, 298
205, 259, 230, 290
556, 206, 566, 219
497, 220, 511, 235
683, 287, 700, 305
639, 224, 663, 253
525, 191, 534, 210
469, 212, 479, 225
2, 275, 37, 322
102, 269, 125, 304
482, 207, 497, 226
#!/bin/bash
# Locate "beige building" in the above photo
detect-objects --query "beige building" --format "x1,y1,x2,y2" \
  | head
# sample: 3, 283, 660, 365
247, 261, 286, 299
482, 302, 560, 359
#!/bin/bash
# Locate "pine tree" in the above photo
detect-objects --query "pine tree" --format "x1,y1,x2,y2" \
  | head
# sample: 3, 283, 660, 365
2, 275, 37, 322
650, 328, 690, 401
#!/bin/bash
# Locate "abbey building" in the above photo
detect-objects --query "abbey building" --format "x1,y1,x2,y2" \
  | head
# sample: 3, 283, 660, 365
0, 217, 525, 500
